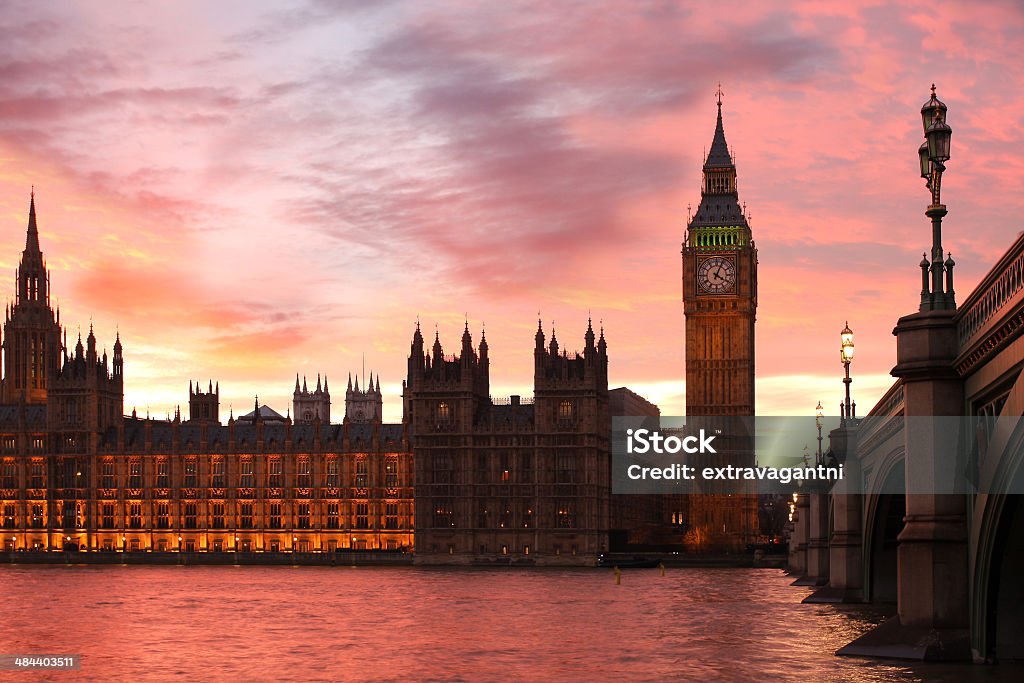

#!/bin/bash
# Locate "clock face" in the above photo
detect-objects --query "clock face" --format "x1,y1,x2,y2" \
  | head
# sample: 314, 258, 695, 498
697, 256, 737, 294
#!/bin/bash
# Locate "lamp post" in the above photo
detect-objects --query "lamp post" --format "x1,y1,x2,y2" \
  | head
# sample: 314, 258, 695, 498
918, 84, 955, 311
815, 401, 824, 466
840, 323, 855, 422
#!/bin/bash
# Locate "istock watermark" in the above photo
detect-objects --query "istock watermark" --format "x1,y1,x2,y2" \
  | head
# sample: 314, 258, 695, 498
612, 415, 1018, 496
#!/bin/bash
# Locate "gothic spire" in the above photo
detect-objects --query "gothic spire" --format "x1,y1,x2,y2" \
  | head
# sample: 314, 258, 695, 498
688, 88, 749, 235
704, 84, 732, 170
26, 188, 41, 255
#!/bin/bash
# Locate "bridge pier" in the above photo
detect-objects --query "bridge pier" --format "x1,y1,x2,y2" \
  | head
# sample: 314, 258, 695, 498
807, 424, 863, 603
787, 491, 808, 579
839, 308, 971, 660
802, 487, 830, 586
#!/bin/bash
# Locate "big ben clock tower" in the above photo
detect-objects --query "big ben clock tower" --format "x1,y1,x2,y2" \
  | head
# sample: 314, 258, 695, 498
681, 90, 758, 548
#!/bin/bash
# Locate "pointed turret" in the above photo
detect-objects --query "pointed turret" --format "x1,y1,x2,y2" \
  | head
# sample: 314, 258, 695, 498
25, 188, 40, 255
704, 91, 732, 169
112, 330, 123, 377
316, 373, 322, 392
295, 374, 300, 392
432, 329, 443, 362
549, 324, 558, 356
86, 323, 97, 362
535, 318, 545, 350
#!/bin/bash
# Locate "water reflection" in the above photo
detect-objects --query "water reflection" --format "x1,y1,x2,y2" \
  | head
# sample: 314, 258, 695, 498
0, 566, 1020, 681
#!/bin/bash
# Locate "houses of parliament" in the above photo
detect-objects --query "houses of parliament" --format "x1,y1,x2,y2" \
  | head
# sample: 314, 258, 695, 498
0, 102, 759, 563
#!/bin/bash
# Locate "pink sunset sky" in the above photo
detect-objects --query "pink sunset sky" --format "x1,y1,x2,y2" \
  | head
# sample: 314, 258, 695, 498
1, 0, 1022, 422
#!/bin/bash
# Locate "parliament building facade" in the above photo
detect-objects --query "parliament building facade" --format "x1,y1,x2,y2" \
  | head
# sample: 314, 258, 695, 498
0, 193, 624, 565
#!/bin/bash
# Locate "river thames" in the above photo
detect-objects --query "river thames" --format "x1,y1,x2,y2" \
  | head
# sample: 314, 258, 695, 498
1, 565, 1020, 681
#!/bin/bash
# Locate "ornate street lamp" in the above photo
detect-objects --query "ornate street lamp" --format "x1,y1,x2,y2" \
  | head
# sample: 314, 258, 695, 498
918, 84, 955, 311
815, 401, 824, 466
840, 323, 855, 422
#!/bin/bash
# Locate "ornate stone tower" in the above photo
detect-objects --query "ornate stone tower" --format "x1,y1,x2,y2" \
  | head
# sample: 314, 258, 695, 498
682, 92, 758, 549
293, 374, 330, 424
1, 191, 63, 405
188, 380, 219, 424
345, 372, 382, 424
48, 324, 124, 450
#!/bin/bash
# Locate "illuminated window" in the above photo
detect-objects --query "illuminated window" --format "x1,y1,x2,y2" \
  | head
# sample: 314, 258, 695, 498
156, 458, 169, 488
156, 502, 170, 529
385, 457, 398, 488
297, 503, 310, 529
210, 457, 225, 488
239, 458, 254, 488
211, 502, 225, 529
61, 500, 76, 528
269, 502, 282, 529
2, 503, 15, 529
438, 402, 450, 423
433, 501, 453, 528
101, 459, 115, 489
385, 503, 398, 530
128, 503, 142, 529
1, 459, 16, 488
30, 460, 44, 489
101, 503, 115, 529
355, 503, 369, 529
268, 457, 282, 488
499, 501, 512, 529
184, 457, 197, 488
239, 503, 254, 529
296, 457, 311, 488
325, 457, 339, 487
355, 458, 368, 488
522, 505, 534, 529
183, 502, 197, 529
31, 504, 44, 528
558, 401, 574, 420
128, 459, 142, 489
326, 503, 340, 529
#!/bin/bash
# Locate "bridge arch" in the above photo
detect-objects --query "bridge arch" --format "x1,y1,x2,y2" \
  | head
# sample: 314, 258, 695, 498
863, 452, 905, 604
973, 418, 1024, 661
